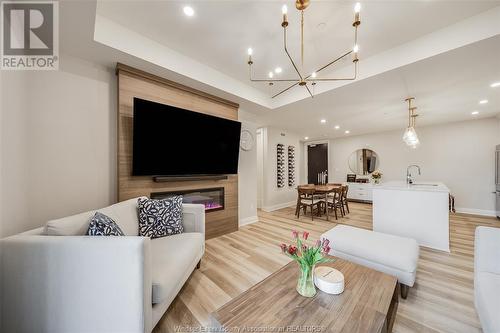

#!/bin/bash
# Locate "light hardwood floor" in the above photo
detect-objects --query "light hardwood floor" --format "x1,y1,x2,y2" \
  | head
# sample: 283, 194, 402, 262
153, 202, 499, 333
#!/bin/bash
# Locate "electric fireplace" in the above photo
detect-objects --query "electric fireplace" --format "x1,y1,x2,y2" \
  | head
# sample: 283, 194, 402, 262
151, 187, 224, 213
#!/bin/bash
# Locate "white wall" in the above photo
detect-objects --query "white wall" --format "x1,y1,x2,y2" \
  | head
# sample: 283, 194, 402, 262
238, 118, 258, 226
497, 115, 500, 141
260, 127, 302, 212
0, 53, 260, 237
256, 128, 264, 209
0, 54, 116, 237
0, 68, 3, 238
330, 118, 499, 215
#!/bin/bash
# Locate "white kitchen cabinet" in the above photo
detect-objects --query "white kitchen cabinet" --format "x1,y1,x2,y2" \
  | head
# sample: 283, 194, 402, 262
347, 183, 373, 202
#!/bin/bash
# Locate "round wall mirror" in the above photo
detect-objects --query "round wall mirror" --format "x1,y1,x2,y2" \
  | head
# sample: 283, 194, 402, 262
348, 149, 379, 175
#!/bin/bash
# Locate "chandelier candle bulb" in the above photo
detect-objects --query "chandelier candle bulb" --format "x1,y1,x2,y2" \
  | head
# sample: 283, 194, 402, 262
354, 2, 361, 13
354, 2, 361, 24
282, 5, 288, 25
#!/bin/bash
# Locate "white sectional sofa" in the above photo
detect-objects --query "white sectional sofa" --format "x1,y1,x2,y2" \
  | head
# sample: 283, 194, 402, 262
474, 226, 500, 333
0, 197, 205, 333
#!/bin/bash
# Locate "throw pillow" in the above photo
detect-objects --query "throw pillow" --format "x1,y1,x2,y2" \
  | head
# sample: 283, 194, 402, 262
137, 196, 184, 238
86, 212, 125, 236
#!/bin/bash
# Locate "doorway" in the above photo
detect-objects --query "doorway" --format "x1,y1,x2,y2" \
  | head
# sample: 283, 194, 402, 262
307, 143, 328, 184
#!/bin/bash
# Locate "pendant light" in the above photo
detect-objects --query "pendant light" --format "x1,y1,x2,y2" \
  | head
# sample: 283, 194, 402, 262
403, 98, 420, 148
247, 1, 363, 98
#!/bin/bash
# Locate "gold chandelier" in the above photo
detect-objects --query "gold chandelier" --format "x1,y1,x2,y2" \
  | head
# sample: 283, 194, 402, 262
246, 0, 362, 98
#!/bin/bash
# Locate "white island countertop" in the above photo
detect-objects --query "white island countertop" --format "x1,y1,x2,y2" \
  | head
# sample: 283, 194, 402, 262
374, 181, 450, 193
373, 180, 450, 252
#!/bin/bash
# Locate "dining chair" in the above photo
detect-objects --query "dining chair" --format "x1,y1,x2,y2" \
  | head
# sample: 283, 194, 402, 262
449, 194, 456, 213
325, 187, 343, 220
341, 185, 350, 214
296, 186, 321, 221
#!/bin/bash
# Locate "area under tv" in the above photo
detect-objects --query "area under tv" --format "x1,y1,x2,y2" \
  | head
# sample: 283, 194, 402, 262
151, 187, 225, 213
152, 175, 229, 182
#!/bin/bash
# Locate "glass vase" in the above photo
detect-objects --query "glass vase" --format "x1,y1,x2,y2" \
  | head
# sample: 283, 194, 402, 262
296, 264, 316, 297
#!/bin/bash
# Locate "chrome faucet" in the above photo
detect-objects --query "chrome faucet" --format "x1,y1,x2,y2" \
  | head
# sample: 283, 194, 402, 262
406, 165, 421, 185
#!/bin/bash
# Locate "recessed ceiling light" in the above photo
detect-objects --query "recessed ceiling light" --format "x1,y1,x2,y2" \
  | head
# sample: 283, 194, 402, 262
334, 125, 340, 130
183, 6, 194, 17
274, 67, 282, 74
345, 130, 350, 134
471, 111, 479, 115
304, 136, 309, 140
490, 82, 500, 88
320, 119, 326, 124
479, 99, 488, 104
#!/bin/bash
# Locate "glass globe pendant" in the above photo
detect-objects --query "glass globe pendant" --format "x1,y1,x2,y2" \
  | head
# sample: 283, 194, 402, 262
403, 98, 420, 148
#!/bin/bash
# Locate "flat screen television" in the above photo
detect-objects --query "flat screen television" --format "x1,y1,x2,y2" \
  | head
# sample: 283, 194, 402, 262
132, 98, 241, 176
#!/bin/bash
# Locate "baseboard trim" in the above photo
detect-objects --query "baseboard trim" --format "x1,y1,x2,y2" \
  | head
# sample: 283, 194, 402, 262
262, 201, 296, 212
239, 216, 259, 226
455, 207, 497, 217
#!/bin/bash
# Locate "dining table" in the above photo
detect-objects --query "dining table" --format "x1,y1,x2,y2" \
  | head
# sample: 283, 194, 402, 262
298, 184, 342, 221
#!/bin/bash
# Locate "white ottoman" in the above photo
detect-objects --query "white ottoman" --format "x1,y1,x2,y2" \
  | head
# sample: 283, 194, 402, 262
321, 225, 419, 299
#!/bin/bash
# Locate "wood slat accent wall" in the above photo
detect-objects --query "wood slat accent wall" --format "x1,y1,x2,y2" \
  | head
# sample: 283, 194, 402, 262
116, 63, 239, 239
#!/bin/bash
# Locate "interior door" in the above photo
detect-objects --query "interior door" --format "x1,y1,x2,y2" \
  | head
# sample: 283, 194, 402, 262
307, 143, 328, 184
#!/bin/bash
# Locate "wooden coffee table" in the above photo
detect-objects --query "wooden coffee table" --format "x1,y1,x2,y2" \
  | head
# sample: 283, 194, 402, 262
210, 257, 399, 333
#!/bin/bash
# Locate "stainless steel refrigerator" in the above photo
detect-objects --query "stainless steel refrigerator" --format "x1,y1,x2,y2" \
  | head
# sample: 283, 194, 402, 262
496, 145, 500, 219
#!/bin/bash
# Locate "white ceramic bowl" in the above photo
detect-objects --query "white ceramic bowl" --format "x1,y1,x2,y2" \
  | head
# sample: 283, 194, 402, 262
314, 266, 344, 295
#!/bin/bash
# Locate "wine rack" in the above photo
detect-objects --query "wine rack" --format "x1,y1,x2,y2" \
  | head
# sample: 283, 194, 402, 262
277, 144, 285, 188
288, 145, 295, 187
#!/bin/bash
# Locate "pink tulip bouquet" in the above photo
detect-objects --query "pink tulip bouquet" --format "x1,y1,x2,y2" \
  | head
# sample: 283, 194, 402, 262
280, 230, 334, 297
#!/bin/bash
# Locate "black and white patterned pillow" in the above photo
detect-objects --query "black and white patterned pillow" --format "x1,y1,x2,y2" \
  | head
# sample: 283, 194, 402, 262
137, 196, 184, 239
86, 212, 125, 236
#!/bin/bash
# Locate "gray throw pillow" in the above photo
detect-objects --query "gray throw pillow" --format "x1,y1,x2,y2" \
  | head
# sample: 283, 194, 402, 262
137, 196, 184, 238
86, 212, 125, 236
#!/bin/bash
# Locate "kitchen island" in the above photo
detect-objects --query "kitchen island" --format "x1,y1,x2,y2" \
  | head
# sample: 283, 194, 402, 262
372, 181, 450, 252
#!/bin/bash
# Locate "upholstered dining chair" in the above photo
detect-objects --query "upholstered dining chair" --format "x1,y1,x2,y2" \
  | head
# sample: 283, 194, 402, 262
325, 187, 343, 220
296, 186, 321, 221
